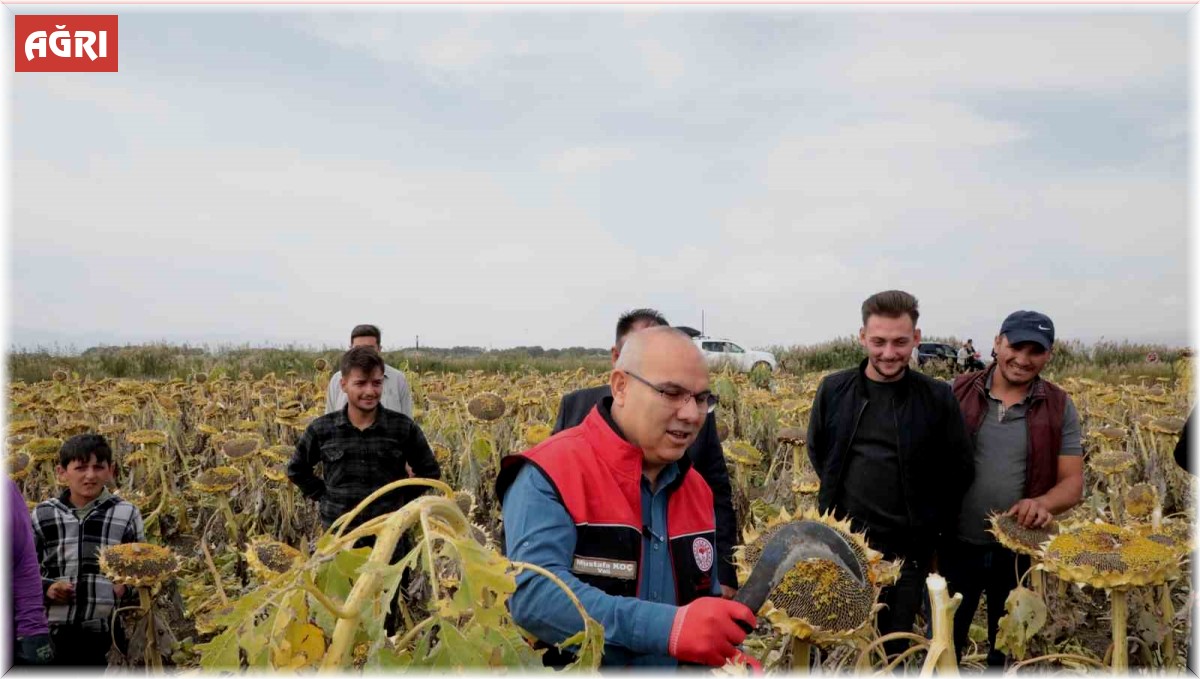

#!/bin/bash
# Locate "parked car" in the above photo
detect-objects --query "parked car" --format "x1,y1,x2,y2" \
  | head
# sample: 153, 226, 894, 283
693, 337, 777, 373
917, 342, 958, 368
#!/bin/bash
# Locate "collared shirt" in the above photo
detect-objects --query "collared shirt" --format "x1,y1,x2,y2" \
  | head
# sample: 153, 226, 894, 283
71, 488, 113, 522
287, 405, 441, 529
326, 364, 414, 417
957, 373, 1082, 544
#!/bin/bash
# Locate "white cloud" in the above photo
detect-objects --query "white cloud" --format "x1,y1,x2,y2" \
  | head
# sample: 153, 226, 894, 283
834, 15, 1183, 92
543, 146, 636, 175
637, 39, 685, 88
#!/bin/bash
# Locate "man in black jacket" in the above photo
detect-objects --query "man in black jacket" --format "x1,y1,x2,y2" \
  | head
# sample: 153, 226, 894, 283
807, 290, 973, 656
553, 308, 740, 598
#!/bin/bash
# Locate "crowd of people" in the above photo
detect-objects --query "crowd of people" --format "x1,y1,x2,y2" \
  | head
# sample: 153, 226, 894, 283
8, 294, 1091, 670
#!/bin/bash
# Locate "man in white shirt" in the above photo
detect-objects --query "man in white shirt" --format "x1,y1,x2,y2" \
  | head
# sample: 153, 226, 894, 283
325, 324, 414, 417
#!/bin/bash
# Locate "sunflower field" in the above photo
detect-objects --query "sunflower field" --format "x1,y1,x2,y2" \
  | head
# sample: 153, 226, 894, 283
5, 354, 1194, 673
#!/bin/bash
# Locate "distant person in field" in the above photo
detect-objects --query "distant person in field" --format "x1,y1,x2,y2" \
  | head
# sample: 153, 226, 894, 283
551, 308, 740, 599
498, 327, 757, 669
8, 479, 52, 665
957, 342, 970, 373
943, 311, 1083, 668
290, 346, 441, 532
325, 324, 413, 417
806, 290, 973, 659
31, 434, 144, 667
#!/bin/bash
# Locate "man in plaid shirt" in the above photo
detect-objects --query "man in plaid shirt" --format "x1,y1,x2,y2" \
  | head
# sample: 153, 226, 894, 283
288, 346, 442, 532
31, 434, 144, 666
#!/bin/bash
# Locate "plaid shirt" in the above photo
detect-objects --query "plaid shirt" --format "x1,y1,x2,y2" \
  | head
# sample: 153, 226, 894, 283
30, 490, 144, 626
287, 406, 442, 529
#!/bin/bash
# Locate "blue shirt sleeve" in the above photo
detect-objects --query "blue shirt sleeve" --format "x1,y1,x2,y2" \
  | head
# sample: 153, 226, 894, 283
502, 465, 677, 657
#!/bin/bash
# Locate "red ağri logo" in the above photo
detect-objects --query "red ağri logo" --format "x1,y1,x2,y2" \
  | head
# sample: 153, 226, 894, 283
16, 15, 118, 72
692, 537, 714, 571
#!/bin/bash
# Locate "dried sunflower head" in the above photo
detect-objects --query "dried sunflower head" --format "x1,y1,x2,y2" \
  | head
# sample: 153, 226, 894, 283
724, 440, 763, 466
794, 469, 821, 495
715, 420, 731, 442
51, 370, 68, 383
262, 445, 293, 462
1091, 427, 1128, 443
453, 490, 476, 517
1089, 450, 1136, 476
1042, 522, 1180, 589
8, 452, 32, 481
221, 437, 261, 461
467, 393, 506, 421
245, 539, 302, 579
127, 430, 167, 446
1149, 417, 1186, 435
313, 358, 329, 371
22, 438, 63, 462
99, 542, 177, 587
7, 420, 38, 436
776, 427, 806, 447
262, 461, 288, 483
523, 424, 552, 447
192, 466, 243, 493
760, 559, 876, 644
989, 513, 1056, 557
1125, 483, 1158, 521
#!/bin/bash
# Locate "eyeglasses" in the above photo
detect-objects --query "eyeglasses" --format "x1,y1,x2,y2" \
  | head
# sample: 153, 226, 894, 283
623, 371, 719, 414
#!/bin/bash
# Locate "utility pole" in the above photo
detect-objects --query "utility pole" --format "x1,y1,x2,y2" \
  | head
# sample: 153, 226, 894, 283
701, 310, 705, 336
415, 335, 419, 350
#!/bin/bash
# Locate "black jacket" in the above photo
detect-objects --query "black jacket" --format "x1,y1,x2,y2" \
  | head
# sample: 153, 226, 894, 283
553, 385, 739, 589
806, 360, 973, 554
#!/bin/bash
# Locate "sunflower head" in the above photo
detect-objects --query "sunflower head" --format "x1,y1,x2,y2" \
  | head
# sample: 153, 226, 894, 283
22, 438, 63, 462
245, 539, 302, 580
776, 427, 806, 447
221, 437, 261, 461
127, 430, 167, 447
989, 513, 1056, 557
1089, 450, 1137, 476
523, 424, 553, 447
1042, 521, 1180, 589
467, 393, 506, 421
725, 440, 763, 467
192, 466, 243, 493
99, 542, 177, 588
1124, 483, 1158, 521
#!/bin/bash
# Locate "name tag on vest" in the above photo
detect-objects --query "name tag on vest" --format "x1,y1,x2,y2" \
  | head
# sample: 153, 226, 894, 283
572, 556, 637, 581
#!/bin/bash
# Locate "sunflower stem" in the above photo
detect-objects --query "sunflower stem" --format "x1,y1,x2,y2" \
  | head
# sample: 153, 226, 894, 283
1110, 588, 1128, 673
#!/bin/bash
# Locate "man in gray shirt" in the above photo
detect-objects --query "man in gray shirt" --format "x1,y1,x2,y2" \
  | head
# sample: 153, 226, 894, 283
944, 311, 1083, 668
325, 324, 414, 417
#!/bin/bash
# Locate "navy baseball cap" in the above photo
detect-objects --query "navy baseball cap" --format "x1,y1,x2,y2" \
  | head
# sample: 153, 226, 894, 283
1000, 311, 1055, 350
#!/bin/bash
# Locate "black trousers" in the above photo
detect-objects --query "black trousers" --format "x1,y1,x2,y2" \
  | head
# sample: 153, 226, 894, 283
938, 538, 1030, 667
876, 551, 932, 659
48, 620, 125, 667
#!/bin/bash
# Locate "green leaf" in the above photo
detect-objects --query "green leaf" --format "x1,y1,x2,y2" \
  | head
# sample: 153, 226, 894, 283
195, 626, 242, 670
314, 546, 371, 602
994, 586, 1047, 660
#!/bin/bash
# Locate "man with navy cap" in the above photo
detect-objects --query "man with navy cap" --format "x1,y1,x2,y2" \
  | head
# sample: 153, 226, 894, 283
942, 310, 1084, 668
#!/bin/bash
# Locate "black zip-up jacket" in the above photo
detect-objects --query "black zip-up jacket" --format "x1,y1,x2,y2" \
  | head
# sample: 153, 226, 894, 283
806, 360, 974, 552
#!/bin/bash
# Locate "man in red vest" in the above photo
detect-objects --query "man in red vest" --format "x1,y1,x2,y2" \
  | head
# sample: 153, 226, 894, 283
944, 310, 1083, 667
497, 327, 756, 668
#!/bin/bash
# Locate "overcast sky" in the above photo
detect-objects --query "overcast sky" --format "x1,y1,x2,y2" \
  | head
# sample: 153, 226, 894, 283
8, 5, 1190, 352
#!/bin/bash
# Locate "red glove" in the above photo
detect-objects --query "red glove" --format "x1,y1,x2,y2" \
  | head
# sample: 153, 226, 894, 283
667, 597, 756, 666
730, 650, 763, 673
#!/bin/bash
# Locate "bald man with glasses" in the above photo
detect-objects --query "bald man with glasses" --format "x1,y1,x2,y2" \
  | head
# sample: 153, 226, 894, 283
551, 309, 739, 600
497, 327, 756, 669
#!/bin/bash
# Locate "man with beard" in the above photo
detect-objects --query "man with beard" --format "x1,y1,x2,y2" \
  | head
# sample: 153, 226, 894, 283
552, 308, 739, 598
806, 290, 973, 658
944, 311, 1083, 668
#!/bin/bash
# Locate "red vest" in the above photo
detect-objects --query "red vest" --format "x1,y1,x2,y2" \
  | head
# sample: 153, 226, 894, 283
952, 366, 1067, 500
496, 407, 717, 604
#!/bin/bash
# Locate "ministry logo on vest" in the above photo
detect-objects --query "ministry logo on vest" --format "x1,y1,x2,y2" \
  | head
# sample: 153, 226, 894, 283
692, 537, 714, 571
16, 16, 118, 72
